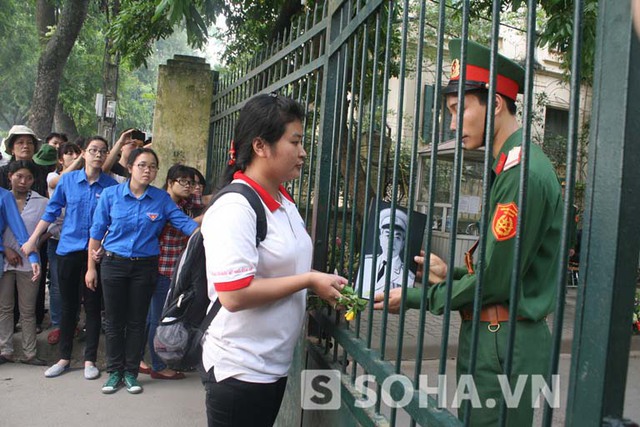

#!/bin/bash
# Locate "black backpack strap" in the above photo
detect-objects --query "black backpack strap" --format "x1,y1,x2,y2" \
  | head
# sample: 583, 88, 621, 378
199, 299, 222, 333
211, 182, 267, 247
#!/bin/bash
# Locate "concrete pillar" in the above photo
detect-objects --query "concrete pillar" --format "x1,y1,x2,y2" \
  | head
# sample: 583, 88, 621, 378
152, 55, 213, 186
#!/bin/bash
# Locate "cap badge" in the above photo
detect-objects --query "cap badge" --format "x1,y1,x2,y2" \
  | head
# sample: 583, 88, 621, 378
450, 59, 460, 79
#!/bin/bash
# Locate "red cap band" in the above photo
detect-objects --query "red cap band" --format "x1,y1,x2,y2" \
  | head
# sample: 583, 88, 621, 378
450, 64, 520, 101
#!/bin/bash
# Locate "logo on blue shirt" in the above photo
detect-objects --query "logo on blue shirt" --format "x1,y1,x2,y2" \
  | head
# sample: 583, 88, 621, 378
146, 212, 159, 221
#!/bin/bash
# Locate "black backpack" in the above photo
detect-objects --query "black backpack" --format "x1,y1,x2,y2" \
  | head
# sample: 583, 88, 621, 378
153, 183, 267, 367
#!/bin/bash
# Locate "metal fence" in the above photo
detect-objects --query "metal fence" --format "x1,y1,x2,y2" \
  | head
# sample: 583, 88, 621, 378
207, 0, 640, 425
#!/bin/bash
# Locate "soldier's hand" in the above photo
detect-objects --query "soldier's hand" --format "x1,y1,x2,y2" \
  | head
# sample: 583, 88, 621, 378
414, 250, 447, 284
373, 288, 403, 314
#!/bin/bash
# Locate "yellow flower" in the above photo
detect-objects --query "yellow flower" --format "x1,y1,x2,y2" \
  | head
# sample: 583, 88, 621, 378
344, 310, 356, 322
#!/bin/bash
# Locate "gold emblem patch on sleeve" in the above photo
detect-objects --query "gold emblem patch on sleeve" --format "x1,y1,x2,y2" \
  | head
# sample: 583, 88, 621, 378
492, 202, 518, 241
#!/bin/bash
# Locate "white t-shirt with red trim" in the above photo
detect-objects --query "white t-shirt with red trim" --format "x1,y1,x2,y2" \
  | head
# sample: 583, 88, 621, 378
201, 174, 312, 383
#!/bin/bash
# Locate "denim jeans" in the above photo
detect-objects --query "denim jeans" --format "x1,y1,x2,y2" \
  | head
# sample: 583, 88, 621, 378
47, 239, 61, 328
57, 251, 102, 362
145, 274, 171, 372
101, 256, 158, 376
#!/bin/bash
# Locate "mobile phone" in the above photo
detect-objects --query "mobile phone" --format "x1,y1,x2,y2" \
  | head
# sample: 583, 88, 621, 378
131, 130, 145, 142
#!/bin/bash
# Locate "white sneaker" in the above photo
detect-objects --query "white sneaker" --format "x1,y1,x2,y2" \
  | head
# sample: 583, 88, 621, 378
84, 364, 100, 380
44, 363, 70, 378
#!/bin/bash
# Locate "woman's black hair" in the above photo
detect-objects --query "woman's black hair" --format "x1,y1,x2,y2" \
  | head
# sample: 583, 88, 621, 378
85, 135, 109, 150
58, 142, 82, 160
164, 164, 195, 190
56, 142, 82, 172
127, 147, 159, 167
8, 160, 37, 177
191, 167, 206, 187
218, 93, 305, 189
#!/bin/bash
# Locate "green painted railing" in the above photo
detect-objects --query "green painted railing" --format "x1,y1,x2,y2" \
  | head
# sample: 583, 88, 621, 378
207, 1, 640, 425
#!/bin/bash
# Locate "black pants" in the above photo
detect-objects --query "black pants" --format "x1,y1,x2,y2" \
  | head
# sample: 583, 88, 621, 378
200, 367, 287, 427
58, 251, 102, 362
101, 256, 157, 376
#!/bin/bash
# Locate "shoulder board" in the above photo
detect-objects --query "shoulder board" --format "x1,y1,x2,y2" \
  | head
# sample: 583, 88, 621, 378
503, 146, 522, 172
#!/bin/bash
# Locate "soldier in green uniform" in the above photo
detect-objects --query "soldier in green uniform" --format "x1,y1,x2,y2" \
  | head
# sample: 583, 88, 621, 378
374, 39, 563, 426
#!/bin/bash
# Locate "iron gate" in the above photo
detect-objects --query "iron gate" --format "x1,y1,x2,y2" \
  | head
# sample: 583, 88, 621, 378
207, 1, 640, 425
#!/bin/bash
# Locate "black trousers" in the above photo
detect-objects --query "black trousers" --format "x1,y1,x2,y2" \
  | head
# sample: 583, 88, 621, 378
101, 256, 157, 376
200, 367, 287, 427
57, 251, 102, 362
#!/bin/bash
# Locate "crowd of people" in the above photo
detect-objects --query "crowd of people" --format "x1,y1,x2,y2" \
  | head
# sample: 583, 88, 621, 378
0, 37, 563, 427
0, 126, 212, 395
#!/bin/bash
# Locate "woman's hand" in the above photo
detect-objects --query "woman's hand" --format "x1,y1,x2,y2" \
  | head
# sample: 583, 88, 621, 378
5, 247, 22, 267
85, 268, 98, 291
91, 246, 104, 263
30, 263, 41, 282
20, 239, 38, 260
308, 272, 348, 308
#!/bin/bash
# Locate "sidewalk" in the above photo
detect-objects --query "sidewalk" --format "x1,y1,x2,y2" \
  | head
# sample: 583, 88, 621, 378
0, 363, 206, 427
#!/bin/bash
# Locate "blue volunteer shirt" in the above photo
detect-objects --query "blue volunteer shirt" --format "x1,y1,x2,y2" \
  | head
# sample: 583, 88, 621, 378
0, 187, 39, 264
41, 170, 118, 256
90, 182, 198, 258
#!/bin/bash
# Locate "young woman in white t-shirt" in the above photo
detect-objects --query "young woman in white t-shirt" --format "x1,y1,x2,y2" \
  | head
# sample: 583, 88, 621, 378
200, 94, 347, 427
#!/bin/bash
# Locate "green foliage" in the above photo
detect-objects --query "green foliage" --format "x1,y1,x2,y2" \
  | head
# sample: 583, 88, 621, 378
466, 0, 598, 86
0, 1, 39, 129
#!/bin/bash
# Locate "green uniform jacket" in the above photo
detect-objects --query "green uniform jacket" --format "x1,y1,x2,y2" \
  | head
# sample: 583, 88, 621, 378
407, 129, 563, 320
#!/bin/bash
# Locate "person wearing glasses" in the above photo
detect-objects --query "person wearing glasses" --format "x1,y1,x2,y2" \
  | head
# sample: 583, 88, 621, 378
23, 136, 118, 380
87, 148, 198, 395
138, 164, 202, 380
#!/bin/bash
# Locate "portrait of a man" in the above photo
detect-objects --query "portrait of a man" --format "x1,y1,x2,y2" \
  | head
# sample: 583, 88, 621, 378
356, 202, 426, 299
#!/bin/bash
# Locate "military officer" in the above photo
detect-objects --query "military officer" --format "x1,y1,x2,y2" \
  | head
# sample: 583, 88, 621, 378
374, 39, 563, 426
358, 208, 415, 297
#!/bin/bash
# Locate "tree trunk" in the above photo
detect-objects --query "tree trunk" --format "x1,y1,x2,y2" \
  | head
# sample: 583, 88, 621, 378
35, 0, 56, 45
54, 102, 79, 141
28, 0, 89, 138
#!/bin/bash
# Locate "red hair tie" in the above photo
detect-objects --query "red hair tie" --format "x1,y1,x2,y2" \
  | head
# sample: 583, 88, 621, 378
228, 140, 236, 166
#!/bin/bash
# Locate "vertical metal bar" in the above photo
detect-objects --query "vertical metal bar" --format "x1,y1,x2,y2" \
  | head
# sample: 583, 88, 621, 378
566, 1, 640, 424
439, 0, 470, 382
376, 0, 396, 363
462, 0, 500, 424
328, 4, 348, 363
498, 0, 536, 425
358, 11, 382, 354
349, 10, 370, 377
305, 72, 322, 225
542, 0, 584, 425
390, 0, 416, 424
312, 0, 346, 272
412, 3, 446, 417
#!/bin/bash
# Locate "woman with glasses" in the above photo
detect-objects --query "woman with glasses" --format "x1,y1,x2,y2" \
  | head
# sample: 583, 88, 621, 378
139, 164, 202, 380
87, 148, 198, 395
23, 136, 118, 380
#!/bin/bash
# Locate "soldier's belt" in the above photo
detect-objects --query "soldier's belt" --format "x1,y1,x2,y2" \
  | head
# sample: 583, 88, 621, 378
460, 304, 528, 332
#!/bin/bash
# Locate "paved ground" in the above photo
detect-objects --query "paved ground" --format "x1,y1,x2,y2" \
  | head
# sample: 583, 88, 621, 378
0, 362, 207, 427
2, 288, 638, 426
